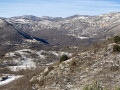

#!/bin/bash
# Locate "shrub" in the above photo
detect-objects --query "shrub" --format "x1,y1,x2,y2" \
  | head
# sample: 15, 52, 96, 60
114, 36, 120, 43
104, 86, 108, 90
71, 61, 76, 66
115, 87, 120, 90
110, 66, 119, 72
113, 45, 120, 52
60, 55, 68, 63
83, 86, 89, 90
82, 81, 103, 90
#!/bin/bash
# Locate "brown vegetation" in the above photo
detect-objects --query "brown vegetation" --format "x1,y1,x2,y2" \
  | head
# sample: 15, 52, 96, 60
0, 67, 45, 90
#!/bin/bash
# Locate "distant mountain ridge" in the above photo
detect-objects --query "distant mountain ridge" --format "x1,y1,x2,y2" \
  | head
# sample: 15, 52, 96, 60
0, 12, 120, 52
9, 15, 63, 21
4, 12, 120, 47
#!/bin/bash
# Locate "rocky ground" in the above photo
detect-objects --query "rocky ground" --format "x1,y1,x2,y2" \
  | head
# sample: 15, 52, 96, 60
30, 39, 120, 90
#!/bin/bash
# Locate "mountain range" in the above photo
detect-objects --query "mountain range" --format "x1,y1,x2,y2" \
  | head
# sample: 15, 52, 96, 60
0, 12, 120, 90
1, 12, 120, 47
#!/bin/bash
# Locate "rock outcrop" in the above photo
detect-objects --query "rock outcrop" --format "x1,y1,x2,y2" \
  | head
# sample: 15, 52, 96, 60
30, 40, 120, 90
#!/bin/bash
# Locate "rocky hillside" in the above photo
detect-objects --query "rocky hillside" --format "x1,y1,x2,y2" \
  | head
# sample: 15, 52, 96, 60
0, 18, 51, 56
0, 19, 24, 55
0, 48, 72, 90
0, 49, 72, 72
30, 39, 120, 90
5, 12, 120, 47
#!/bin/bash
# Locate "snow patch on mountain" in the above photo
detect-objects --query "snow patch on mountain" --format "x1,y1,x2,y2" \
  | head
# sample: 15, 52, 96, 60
3, 49, 72, 71
67, 34, 89, 39
8, 58, 36, 71
0, 75, 22, 85
15, 19, 30, 23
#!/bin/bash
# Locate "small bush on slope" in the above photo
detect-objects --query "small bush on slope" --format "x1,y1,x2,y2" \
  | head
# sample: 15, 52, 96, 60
114, 36, 120, 43
83, 81, 102, 90
113, 45, 120, 52
59, 55, 68, 63
115, 87, 120, 90
83, 82, 120, 90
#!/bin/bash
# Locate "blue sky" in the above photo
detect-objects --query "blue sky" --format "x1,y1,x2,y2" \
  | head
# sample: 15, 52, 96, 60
0, 0, 120, 17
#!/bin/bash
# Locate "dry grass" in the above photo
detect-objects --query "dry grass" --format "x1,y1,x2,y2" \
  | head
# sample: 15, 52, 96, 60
0, 67, 45, 90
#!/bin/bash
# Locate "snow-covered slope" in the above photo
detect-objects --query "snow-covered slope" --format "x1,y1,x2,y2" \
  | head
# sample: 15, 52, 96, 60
0, 49, 72, 71
0, 75, 22, 85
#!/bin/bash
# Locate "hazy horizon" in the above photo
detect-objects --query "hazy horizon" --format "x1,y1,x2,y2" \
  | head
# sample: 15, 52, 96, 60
0, 0, 120, 18
1, 12, 120, 18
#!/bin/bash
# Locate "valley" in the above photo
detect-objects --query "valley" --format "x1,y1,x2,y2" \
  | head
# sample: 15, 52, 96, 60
0, 12, 120, 90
